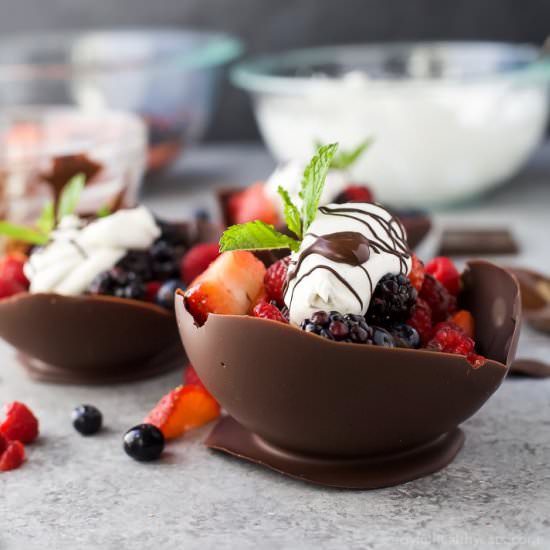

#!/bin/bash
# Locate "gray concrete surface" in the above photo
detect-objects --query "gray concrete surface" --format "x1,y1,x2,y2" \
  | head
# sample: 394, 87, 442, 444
1, 144, 550, 549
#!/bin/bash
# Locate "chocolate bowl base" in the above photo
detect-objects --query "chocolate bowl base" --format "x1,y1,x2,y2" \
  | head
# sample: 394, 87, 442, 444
16, 344, 185, 385
206, 416, 465, 490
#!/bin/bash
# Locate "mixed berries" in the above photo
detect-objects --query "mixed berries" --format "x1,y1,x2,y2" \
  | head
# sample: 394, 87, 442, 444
0, 401, 39, 472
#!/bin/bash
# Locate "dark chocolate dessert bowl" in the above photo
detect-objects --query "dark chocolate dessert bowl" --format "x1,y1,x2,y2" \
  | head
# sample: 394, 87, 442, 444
176, 144, 521, 489
0, 177, 221, 384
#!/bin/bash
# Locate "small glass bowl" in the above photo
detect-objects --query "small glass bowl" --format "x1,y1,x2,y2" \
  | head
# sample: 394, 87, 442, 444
0, 107, 146, 224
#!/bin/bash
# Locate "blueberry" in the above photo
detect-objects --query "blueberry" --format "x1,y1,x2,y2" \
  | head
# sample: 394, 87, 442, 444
72, 404, 103, 436
371, 326, 395, 347
156, 279, 186, 310
390, 323, 421, 349
123, 424, 165, 462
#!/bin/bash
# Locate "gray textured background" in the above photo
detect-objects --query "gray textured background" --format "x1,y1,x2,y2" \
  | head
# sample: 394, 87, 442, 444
0, 0, 549, 140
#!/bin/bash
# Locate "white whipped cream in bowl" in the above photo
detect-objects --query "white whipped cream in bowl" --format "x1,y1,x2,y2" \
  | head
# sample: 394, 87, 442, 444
24, 206, 161, 296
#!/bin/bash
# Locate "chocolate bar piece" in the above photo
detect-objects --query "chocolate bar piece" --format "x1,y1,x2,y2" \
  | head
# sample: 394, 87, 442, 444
438, 228, 518, 256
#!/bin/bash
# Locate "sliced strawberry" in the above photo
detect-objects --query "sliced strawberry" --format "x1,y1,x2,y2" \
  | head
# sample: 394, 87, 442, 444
144, 385, 220, 440
264, 256, 290, 306
234, 183, 279, 225
0, 440, 25, 472
181, 243, 221, 286
184, 251, 266, 326
0, 402, 39, 444
252, 302, 288, 323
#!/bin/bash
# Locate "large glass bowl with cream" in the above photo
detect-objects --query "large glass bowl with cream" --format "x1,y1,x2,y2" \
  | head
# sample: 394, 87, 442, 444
232, 42, 550, 207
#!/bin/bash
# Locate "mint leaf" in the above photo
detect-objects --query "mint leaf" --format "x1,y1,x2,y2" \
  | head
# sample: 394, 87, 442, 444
57, 173, 86, 221
0, 221, 49, 245
300, 143, 338, 233
220, 221, 300, 253
36, 201, 55, 234
330, 138, 373, 170
277, 186, 302, 239
96, 205, 111, 218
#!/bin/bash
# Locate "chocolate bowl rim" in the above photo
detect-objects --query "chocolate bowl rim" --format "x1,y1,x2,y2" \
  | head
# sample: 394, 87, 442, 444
177, 259, 519, 370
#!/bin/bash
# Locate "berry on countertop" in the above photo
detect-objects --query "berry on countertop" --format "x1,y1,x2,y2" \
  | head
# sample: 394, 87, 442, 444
232, 183, 279, 226
450, 310, 475, 338
123, 424, 165, 462
389, 323, 421, 349
407, 297, 433, 345
426, 322, 485, 367
0, 440, 25, 472
334, 185, 374, 203
155, 279, 186, 310
419, 274, 456, 324
264, 256, 290, 307
72, 404, 103, 436
144, 385, 220, 440
0, 254, 29, 289
88, 268, 146, 300
184, 251, 266, 327
426, 256, 461, 296
252, 301, 288, 323
0, 432, 7, 455
0, 402, 39, 444
408, 254, 425, 292
180, 243, 220, 286
366, 273, 417, 326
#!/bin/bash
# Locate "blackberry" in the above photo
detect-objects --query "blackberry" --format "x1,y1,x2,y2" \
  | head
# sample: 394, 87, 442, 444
116, 250, 153, 281
156, 220, 189, 247
88, 268, 146, 300
389, 323, 420, 349
367, 273, 417, 327
149, 240, 180, 280
300, 310, 395, 347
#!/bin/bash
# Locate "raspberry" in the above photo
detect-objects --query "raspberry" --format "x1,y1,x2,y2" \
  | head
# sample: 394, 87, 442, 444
145, 281, 162, 302
180, 243, 220, 286
426, 322, 485, 367
408, 254, 425, 292
334, 185, 374, 203
419, 274, 456, 323
0, 432, 7, 455
0, 402, 39, 444
0, 254, 29, 289
425, 256, 461, 296
264, 256, 290, 307
407, 297, 433, 345
252, 302, 288, 323
0, 440, 25, 472
367, 273, 417, 326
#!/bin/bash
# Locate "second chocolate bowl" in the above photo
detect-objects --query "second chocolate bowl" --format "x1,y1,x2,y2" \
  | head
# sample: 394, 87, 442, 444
176, 261, 521, 489
0, 221, 221, 384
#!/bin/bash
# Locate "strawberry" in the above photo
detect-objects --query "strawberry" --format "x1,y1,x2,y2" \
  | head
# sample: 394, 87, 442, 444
264, 256, 290, 306
0, 254, 29, 289
252, 302, 288, 323
0, 279, 24, 299
0, 440, 25, 472
184, 251, 266, 326
144, 385, 220, 440
408, 254, 425, 292
425, 256, 461, 296
0, 402, 39, 444
180, 243, 220, 286
233, 183, 279, 225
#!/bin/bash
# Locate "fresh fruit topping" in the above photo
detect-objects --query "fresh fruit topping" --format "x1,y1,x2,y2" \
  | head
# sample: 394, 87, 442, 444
425, 256, 461, 296
123, 424, 165, 462
233, 182, 279, 226
148, 240, 181, 281
0, 440, 25, 472
264, 256, 290, 306
450, 310, 475, 338
184, 364, 205, 389
72, 404, 103, 436
181, 243, 221, 286
407, 297, 433, 345
156, 279, 186, 310
426, 322, 485, 367
89, 268, 146, 300
408, 254, 425, 292
334, 185, 374, 203
419, 274, 456, 323
389, 323, 421, 349
252, 302, 288, 323
184, 251, 266, 326
0, 254, 29, 289
366, 273, 417, 327
0, 402, 39, 444
144, 385, 220, 440
145, 281, 162, 302
0, 278, 25, 299
301, 310, 395, 346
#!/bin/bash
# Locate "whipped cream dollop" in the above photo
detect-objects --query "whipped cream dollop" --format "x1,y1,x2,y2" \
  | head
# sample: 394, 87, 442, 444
24, 206, 161, 295
264, 160, 350, 220
284, 202, 411, 325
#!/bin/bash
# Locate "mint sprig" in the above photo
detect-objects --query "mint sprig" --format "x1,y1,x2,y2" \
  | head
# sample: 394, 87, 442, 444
315, 138, 372, 170
36, 201, 55, 235
219, 143, 338, 253
0, 221, 49, 245
220, 220, 300, 253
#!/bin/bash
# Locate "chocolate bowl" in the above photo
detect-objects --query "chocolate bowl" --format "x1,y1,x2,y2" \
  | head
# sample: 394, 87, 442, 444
0, 221, 221, 384
176, 260, 521, 489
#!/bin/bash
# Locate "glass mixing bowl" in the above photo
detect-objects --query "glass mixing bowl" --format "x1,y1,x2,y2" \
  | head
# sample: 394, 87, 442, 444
233, 42, 550, 207
0, 29, 242, 171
